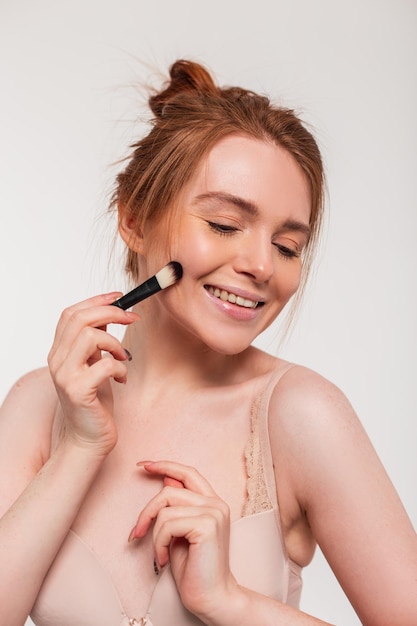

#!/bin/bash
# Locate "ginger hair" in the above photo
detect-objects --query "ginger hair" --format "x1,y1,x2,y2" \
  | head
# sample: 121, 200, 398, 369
111, 59, 325, 314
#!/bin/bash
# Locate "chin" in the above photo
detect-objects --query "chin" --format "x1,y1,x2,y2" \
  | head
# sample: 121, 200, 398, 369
201, 334, 255, 356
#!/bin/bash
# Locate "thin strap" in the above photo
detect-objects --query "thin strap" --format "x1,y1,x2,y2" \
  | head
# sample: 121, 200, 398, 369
256, 361, 301, 604
258, 361, 295, 510
242, 361, 295, 516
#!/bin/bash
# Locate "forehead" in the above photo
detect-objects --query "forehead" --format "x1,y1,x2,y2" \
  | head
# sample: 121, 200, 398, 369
185, 135, 311, 224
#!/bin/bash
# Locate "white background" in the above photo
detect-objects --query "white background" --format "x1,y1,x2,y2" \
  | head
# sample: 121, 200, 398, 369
0, 1, 416, 624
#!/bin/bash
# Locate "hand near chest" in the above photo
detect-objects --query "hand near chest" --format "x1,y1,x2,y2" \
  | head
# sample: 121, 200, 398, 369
128, 460, 239, 622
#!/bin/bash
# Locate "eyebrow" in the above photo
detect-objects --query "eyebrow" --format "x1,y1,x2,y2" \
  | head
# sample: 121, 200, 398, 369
195, 191, 259, 217
194, 191, 311, 239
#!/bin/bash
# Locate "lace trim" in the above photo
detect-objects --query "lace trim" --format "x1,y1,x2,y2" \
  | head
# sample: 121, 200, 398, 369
242, 394, 273, 516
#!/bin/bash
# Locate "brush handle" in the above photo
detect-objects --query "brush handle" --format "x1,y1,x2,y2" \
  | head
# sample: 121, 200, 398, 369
111, 275, 160, 310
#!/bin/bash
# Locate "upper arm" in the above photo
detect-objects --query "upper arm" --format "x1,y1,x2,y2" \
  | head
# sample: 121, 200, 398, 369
269, 365, 417, 626
0, 367, 58, 517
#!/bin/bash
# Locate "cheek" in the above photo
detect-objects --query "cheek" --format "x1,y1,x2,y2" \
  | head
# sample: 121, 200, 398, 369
140, 220, 175, 275
171, 227, 219, 277
277, 262, 303, 300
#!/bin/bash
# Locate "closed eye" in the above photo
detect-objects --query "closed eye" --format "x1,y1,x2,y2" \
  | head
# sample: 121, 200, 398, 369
208, 220, 302, 259
274, 244, 300, 260
207, 221, 238, 235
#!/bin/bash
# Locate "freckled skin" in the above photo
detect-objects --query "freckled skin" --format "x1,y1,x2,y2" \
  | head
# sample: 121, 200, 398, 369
1, 55, 417, 625
136, 135, 311, 357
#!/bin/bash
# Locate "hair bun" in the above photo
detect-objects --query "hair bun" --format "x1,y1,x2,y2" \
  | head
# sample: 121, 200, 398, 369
149, 59, 217, 118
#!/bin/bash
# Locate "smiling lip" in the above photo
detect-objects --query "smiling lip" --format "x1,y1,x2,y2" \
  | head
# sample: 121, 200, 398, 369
204, 285, 264, 309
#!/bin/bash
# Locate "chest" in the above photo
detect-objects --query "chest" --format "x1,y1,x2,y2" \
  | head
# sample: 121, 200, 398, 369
70, 384, 257, 616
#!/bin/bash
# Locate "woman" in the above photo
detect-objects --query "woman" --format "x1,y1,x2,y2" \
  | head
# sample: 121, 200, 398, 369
0, 59, 416, 626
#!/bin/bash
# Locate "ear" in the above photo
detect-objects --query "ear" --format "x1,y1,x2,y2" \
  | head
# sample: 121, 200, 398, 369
118, 203, 145, 254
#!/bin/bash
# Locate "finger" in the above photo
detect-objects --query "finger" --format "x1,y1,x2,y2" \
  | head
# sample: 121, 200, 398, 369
49, 307, 139, 370
137, 461, 217, 498
133, 486, 212, 537
57, 326, 129, 370
164, 476, 184, 489
52, 305, 138, 355
51, 293, 121, 345
50, 329, 129, 392
153, 511, 222, 568
131, 486, 227, 540
51, 294, 138, 349
55, 356, 129, 406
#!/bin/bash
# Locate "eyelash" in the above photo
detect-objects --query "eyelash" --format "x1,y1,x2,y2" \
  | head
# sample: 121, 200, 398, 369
207, 221, 237, 236
207, 221, 300, 260
274, 245, 299, 260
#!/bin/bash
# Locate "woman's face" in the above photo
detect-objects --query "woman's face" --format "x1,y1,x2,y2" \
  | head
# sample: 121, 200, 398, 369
140, 134, 311, 355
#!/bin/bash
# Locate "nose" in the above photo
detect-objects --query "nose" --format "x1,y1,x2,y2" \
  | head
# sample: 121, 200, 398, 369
233, 235, 274, 283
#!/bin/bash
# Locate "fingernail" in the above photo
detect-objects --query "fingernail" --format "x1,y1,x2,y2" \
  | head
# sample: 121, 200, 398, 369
124, 348, 133, 361
136, 460, 155, 467
104, 292, 122, 301
128, 527, 137, 543
153, 557, 160, 576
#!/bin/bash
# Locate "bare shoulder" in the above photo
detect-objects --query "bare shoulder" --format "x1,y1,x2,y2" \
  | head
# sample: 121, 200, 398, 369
1, 366, 57, 414
268, 364, 374, 498
0, 367, 59, 516
269, 364, 417, 624
269, 363, 362, 446
266, 364, 365, 548
0, 367, 58, 462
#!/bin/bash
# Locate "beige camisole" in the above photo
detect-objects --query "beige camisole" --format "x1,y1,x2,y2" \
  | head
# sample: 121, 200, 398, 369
31, 362, 302, 625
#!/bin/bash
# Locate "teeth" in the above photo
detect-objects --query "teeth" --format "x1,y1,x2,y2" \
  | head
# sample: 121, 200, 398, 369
207, 286, 258, 308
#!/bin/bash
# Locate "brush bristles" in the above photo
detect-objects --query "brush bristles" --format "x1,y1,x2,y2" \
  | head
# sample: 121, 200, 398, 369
155, 261, 183, 289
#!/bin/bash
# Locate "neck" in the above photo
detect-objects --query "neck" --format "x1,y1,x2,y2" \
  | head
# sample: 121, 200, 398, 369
120, 309, 256, 390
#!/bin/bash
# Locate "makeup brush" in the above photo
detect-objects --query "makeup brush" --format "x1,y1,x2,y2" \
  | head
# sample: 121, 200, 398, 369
111, 261, 183, 310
